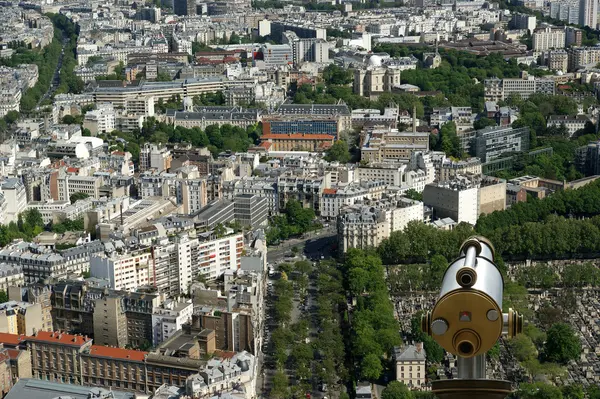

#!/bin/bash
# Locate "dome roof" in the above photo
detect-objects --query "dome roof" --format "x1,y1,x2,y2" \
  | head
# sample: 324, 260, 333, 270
368, 55, 382, 67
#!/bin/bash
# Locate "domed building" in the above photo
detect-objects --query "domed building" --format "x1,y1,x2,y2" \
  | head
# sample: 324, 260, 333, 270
353, 54, 401, 99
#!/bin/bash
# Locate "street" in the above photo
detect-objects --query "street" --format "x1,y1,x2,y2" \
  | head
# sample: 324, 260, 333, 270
267, 226, 337, 263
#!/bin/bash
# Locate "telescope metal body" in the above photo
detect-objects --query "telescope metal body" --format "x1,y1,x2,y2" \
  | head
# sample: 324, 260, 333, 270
421, 236, 523, 399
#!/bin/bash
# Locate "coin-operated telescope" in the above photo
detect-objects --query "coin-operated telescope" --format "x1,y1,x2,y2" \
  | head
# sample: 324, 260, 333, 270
421, 236, 523, 399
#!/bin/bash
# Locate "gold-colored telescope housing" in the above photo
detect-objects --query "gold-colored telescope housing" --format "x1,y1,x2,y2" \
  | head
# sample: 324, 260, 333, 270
421, 237, 523, 358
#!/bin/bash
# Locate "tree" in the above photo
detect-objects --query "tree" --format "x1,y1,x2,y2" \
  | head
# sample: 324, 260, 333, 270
322, 64, 353, 85
0, 290, 7, 303
404, 188, 423, 201
325, 140, 351, 163
517, 382, 563, 399
544, 323, 581, 364
4, 111, 19, 124
70, 192, 90, 204
509, 334, 538, 362
22, 209, 44, 231
474, 117, 497, 130
438, 121, 462, 158
271, 371, 288, 399
361, 353, 383, 380
562, 385, 584, 399
382, 381, 414, 399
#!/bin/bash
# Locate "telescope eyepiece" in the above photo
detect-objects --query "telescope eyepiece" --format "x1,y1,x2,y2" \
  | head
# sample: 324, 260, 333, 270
456, 267, 477, 288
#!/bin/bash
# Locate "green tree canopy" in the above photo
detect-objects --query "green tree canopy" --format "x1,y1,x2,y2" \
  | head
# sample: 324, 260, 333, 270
517, 382, 563, 399
544, 323, 581, 364
361, 353, 383, 380
382, 381, 414, 399
325, 140, 351, 163
70, 192, 90, 204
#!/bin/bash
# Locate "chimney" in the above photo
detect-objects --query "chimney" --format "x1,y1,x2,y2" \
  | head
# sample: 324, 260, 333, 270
412, 105, 417, 133
416, 342, 423, 352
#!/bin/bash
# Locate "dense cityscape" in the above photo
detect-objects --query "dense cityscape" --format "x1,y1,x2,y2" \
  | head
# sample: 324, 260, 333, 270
0, 0, 598, 397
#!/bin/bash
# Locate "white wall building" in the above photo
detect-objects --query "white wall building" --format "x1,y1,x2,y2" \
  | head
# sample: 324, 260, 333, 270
90, 248, 154, 291
422, 180, 479, 225
152, 299, 194, 346
1, 178, 27, 224
83, 103, 116, 135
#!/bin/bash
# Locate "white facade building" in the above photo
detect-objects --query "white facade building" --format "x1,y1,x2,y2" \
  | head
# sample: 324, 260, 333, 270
83, 103, 116, 135
422, 180, 479, 225
152, 300, 194, 346
532, 27, 566, 51
90, 248, 154, 291
1, 178, 27, 224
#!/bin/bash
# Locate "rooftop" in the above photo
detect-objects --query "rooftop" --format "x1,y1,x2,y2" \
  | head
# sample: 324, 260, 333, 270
5, 378, 134, 399
28, 331, 92, 347
86, 345, 147, 362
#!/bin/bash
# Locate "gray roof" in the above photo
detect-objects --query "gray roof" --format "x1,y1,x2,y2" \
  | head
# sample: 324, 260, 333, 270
277, 103, 350, 116
393, 344, 426, 362
5, 379, 135, 399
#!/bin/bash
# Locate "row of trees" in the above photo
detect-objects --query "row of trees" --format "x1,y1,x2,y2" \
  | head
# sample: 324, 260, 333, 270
342, 249, 401, 381
101, 117, 262, 164
476, 180, 600, 234
51, 13, 84, 96
270, 259, 349, 399
0, 19, 62, 112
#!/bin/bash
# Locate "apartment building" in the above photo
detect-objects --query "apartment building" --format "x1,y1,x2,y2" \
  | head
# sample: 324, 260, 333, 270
1, 178, 27, 224
27, 331, 93, 385
140, 143, 172, 173
255, 43, 292, 67
89, 247, 154, 291
484, 77, 555, 101
222, 177, 278, 215
337, 198, 424, 252
579, 0, 597, 27
233, 194, 268, 228
51, 281, 161, 348
550, 0, 580, 24
361, 128, 429, 162
0, 302, 43, 336
56, 174, 103, 202
356, 163, 405, 186
0, 241, 104, 284
479, 176, 507, 216
546, 49, 569, 73
0, 87, 21, 118
472, 126, 531, 162
196, 233, 244, 281
92, 295, 128, 348
436, 157, 482, 182
151, 300, 193, 346
321, 181, 386, 219
7, 283, 52, 332
422, 179, 479, 225
0, 266, 24, 294
532, 27, 566, 51
26, 200, 71, 224
393, 344, 426, 390
83, 103, 116, 136
568, 46, 600, 70
547, 115, 589, 136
